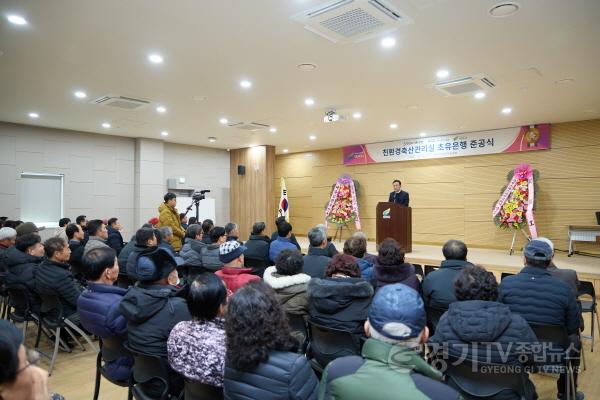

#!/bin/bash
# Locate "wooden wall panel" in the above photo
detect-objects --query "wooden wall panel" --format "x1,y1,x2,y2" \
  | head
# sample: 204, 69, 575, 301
274, 119, 600, 253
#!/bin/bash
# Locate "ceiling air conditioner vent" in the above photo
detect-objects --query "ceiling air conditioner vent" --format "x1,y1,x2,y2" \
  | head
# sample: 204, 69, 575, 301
91, 94, 151, 110
431, 74, 496, 96
227, 122, 270, 132
291, 0, 412, 44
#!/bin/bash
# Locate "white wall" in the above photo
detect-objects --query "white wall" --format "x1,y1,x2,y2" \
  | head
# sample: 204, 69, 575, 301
0, 122, 230, 239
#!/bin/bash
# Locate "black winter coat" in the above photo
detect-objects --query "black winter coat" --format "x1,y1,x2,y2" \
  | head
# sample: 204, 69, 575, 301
302, 248, 331, 279
4, 246, 43, 313
422, 259, 472, 309
224, 351, 318, 400
35, 259, 83, 317
244, 235, 272, 276
118, 236, 136, 270
372, 262, 420, 292
307, 277, 373, 334
107, 226, 124, 255
119, 284, 191, 358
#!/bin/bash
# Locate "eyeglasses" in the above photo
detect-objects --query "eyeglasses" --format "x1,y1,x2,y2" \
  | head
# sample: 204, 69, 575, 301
15, 348, 41, 375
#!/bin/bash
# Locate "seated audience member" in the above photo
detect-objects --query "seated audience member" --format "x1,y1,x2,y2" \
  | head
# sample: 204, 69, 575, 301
15, 222, 43, 238
180, 213, 189, 230
168, 273, 227, 388
269, 221, 297, 263
188, 217, 198, 226
106, 217, 124, 255
352, 231, 377, 265
148, 217, 159, 227
77, 247, 132, 381
83, 219, 109, 256
158, 192, 185, 252
0, 227, 17, 272
320, 284, 461, 400
303, 227, 332, 278
225, 222, 243, 244
35, 237, 82, 321
373, 238, 419, 292
66, 223, 85, 272
307, 254, 374, 336
5, 233, 44, 314
120, 247, 191, 357
430, 265, 537, 400
0, 320, 64, 400
224, 281, 319, 400
200, 226, 227, 272
263, 249, 311, 319
201, 219, 215, 244
537, 237, 580, 295
125, 227, 158, 279
215, 241, 260, 293
118, 223, 152, 271
343, 237, 373, 280
180, 224, 205, 266
243, 221, 271, 277
270, 216, 301, 250
54, 217, 71, 242
422, 240, 472, 309
499, 240, 582, 400
313, 224, 338, 257
76, 215, 88, 231
157, 227, 176, 252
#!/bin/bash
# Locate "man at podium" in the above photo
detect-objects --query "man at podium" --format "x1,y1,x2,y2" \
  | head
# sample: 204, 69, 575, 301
388, 179, 409, 207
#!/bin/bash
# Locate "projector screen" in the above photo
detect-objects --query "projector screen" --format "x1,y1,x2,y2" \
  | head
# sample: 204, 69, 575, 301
20, 173, 63, 228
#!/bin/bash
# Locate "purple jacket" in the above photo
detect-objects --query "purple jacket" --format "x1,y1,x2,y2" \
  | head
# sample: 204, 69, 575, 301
167, 318, 226, 387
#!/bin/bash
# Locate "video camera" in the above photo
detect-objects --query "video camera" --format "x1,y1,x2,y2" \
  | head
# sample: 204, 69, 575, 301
192, 189, 211, 202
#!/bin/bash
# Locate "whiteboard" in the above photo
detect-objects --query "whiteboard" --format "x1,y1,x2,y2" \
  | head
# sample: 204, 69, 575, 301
177, 197, 216, 223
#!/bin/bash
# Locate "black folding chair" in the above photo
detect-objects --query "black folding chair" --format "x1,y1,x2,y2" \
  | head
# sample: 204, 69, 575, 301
578, 280, 599, 352
307, 321, 362, 373
424, 265, 438, 276
286, 313, 309, 353
184, 379, 223, 400
6, 284, 42, 340
425, 306, 447, 336
93, 337, 133, 400
529, 323, 577, 400
124, 343, 175, 400
38, 292, 98, 375
443, 356, 534, 400
501, 272, 515, 281
414, 265, 424, 281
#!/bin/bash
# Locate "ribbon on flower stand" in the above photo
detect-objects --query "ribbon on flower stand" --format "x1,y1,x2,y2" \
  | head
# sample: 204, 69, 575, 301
325, 174, 361, 230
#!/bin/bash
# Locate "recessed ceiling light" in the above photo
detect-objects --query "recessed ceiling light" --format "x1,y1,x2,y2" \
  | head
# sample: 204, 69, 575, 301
269, 127, 277, 133
155, 106, 166, 113
304, 98, 315, 106
101, 122, 111, 129
282, 149, 289, 153
489, 2, 520, 18
501, 107, 512, 114
161, 131, 169, 137
208, 137, 217, 143
74, 91, 87, 99
28, 112, 39, 119
474, 91, 486, 99
148, 53, 163, 64
555, 78, 575, 84
436, 69, 450, 79
380, 37, 396, 48
297, 63, 317, 71
239, 80, 252, 89
419, 132, 427, 137
309, 134, 317, 141
6, 15, 27, 25
219, 118, 228, 125
352, 112, 362, 119
389, 123, 398, 129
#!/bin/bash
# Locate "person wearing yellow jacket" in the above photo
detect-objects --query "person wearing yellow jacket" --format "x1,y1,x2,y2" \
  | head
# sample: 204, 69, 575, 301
158, 193, 185, 251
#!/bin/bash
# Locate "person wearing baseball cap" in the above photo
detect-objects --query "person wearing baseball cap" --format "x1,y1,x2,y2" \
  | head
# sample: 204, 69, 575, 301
319, 283, 461, 399
0, 227, 17, 272
15, 222, 44, 237
215, 241, 260, 293
499, 240, 582, 400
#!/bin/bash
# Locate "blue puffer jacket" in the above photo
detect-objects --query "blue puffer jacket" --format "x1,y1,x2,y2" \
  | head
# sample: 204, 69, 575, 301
77, 283, 132, 381
498, 266, 580, 335
224, 351, 318, 400
355, 258, 373, 281
269, 237, 298, 264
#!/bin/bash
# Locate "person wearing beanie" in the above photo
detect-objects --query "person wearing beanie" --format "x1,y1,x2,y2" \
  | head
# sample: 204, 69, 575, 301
0, 320, 64, 400
0, 227, 17, 272
319, 283, 461, 400
499, 239, 582, 400
215, 241, 260, 293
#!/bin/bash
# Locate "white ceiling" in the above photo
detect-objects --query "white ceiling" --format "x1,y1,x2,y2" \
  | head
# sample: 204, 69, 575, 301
0, 0, 599, 154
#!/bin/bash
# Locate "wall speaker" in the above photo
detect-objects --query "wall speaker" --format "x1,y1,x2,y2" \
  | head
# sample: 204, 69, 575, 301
237, 165, 246, 176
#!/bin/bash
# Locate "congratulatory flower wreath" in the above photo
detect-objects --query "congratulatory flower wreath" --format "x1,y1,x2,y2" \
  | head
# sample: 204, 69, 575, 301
325, 175, 361, 229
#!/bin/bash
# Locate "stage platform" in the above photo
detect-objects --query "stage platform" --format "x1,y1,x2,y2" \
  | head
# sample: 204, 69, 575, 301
296, 237, 600, 287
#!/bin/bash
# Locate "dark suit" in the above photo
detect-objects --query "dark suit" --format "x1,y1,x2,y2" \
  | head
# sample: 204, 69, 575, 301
388, 190, 409, 207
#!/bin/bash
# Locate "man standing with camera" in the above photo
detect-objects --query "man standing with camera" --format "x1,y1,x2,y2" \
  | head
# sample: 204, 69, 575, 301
158, 192, 185, 252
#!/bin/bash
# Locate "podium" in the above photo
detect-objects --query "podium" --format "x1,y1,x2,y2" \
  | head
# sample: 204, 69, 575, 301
376, 202, 412, 253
